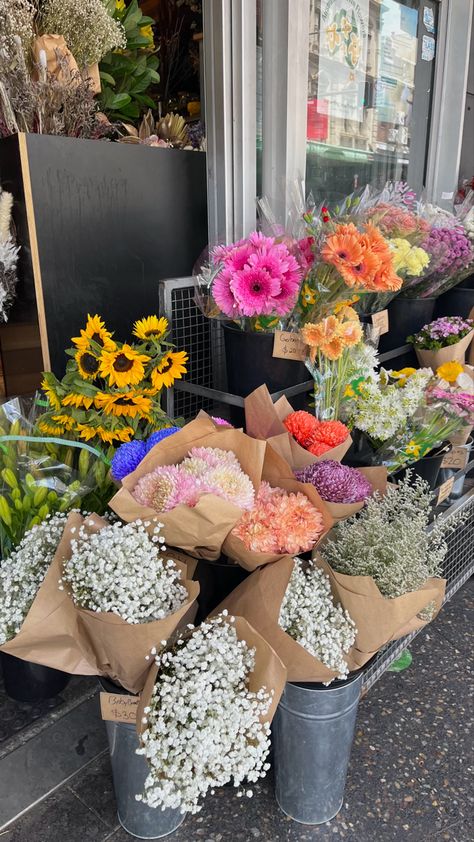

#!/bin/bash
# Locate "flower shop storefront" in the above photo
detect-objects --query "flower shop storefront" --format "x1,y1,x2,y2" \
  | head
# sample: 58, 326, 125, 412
0, 0, 474, 839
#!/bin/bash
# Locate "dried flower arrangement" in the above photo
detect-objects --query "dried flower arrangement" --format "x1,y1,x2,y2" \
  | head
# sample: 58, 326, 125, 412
0, 189, 19, 321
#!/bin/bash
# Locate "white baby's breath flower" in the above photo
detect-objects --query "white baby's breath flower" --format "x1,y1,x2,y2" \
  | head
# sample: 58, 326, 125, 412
279, 559, 356, 681
0, 514, 67, 645
137, 615, 272, 814
61, 520, 187, 624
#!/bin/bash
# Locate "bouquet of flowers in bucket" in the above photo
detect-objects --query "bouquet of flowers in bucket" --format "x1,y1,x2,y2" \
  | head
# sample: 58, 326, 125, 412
136, 613, 286, 814
407, 317, 474, 370
57, 515, 199, 692
315, 472, 463, 662
294, 460, 387, 521
194, 230, 305, 331
0, 397, 109, 556
402, 213, 474, 299
38, 313, 187, 447
215, 555, 357, 683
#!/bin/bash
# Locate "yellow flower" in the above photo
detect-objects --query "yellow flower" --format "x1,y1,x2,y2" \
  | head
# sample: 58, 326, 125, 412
405, 440, 421, 459
436, 361, 464, 384
151, 351, 188, 390
344, 384, 356, 398
334, 296, 359, 315
391, 367, 417, 387
99, 344, 150, 388
72, 314, 116, 354
61, 393, 95, 410
140, 24, 154, 46
41, 378, 61, 411
97, 426, 134, 445
76, 423, 98, 442
75, 349, 100, 380
301, 283, 317, 306
133, 316, 169, 342
52, 414, 75, 431
38, 421, 65, 436
115, 0, 125, 10
94, 391, 152, 419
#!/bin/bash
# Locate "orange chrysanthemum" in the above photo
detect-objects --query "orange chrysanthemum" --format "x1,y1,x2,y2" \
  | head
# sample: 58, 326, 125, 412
308, 440, 332, 457
283, 410, 319, 449
313, 420, 349, 448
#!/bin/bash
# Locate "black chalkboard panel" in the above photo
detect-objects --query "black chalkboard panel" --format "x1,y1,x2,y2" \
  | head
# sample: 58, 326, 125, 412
6, 133, 208, 376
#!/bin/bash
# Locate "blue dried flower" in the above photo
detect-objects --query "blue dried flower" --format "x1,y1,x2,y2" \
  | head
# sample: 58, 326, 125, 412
111, 440, 147, 481
146, 427, 180, 452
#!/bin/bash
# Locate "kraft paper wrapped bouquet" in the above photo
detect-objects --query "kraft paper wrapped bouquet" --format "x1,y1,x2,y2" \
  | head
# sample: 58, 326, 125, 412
408, 316, 474, 371
312, 473, 460, 665
109, 415, 268, 560
136, 613, 286, 814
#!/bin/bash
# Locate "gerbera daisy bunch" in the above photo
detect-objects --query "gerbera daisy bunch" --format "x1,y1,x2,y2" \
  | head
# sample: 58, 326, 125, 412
195, 230, 304, 330
301, 304, 365, 419
297, 207, 403, 325
37, 313, 187, 449
137, 614, 274, 814
132, 446, 255, 512
231, 481, 325, 554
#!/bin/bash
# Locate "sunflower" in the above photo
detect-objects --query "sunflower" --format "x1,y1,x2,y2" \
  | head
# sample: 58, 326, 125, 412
72, 314, 116, 353
151, 350, 188, 390
76, 423, 99, 442
99, 344, 150, 388
76, 349, 100, 380
52, 413, 76, 431
41, 378, 61, 411
61, 393, 95, 410
94, 391, 152, 419
96, 426, 134, 444
38, 420, 65, 436
133, 316, 169, 342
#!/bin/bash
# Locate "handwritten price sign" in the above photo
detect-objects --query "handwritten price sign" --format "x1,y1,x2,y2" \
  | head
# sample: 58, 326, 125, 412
100, 692, 139, 724
273, 331, 307, 362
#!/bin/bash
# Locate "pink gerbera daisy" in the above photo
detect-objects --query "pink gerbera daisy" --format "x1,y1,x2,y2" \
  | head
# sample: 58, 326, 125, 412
230, 266, 281, 316
213, 269, 241, 317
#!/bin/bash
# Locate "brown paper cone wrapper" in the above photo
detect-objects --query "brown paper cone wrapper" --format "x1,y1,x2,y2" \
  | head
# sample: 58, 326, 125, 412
82, 63, 101, 94
222, 445, 334, 571
415, 329, 474, 371
313, 556, 446, 658
212, 557, 345, 682
0, 512, 96, 674
109, 417, 267, 560
449, 424, 473, 446
322, 466, 388, 522
244, 385, 352, 468
32, 35, 79, 83
136, 615, 287, 737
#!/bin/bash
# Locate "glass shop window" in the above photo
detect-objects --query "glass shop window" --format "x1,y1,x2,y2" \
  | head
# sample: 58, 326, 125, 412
306, 0, 438, 203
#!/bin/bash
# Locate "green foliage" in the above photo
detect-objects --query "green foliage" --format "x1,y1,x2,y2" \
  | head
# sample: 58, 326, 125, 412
99, 0, 160, 123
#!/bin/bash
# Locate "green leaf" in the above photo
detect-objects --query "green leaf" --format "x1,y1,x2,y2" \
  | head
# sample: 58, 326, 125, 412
134, 93, 156, 108
109, 92, 132, 109
387, 650, 412, 673
99, 71, 116, 86
117, 101, 141, 118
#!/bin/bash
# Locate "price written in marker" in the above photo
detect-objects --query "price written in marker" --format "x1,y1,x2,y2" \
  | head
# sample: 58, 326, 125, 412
273, 331, 307, 362
100, 692, 139, 724
371, 309, 389, 336
441, 446, 469, 471
437, 477, 455, 506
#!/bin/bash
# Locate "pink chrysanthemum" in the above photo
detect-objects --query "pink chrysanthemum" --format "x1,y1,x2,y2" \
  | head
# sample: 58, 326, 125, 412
184, 447, 239, 470
212, 416, 233, 427
205, 464, 255, 510
133, 465, 202, 511
232, 482, 324, 554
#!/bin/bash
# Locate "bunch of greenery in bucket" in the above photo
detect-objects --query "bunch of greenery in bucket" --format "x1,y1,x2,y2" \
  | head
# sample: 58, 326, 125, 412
137, 613, 275, 814
0, 513, 67, 645
320, 472, 463, 617
38, 314, 187, 448
278, 558, 356, 680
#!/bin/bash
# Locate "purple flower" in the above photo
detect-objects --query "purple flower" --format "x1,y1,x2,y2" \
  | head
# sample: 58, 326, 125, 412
111, 440, 147, 481
294, 460, 372, 504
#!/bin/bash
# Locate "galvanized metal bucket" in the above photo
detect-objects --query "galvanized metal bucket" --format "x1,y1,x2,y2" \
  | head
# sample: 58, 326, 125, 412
105, 719, 185, 839
273, 673, 362, 825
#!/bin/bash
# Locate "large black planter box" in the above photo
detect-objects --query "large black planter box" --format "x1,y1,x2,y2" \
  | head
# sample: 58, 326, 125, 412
0, 133, 208, 380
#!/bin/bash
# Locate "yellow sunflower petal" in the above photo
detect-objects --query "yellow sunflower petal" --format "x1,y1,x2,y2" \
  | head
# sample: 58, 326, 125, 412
99, 344, 150, 388
133, 315, 169, 341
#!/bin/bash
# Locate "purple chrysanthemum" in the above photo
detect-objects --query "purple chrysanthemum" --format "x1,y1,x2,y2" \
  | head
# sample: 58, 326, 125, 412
295, 460, 372, 504
111, 440, 147, 481
146, 427, 181, 452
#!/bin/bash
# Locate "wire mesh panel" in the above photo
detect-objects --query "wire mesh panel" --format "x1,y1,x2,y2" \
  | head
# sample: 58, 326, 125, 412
159, 278, 227, 420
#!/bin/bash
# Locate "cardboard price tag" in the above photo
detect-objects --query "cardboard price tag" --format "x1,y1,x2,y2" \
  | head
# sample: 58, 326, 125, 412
437, 477, 454, 506
441, 446, 469, 471
100, 692, 139, 724
371, 309, 389, 336
273, 331, 307, 362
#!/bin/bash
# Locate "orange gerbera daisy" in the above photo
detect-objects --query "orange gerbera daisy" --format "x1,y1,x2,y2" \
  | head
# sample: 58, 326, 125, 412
340, 319, 363, 347
363, 223, 392, 259
367, 265, 403, 292
302, 316, 340, 361
338, 250, 381, 287
319, 335, 345, 360
322, 231, 365, 268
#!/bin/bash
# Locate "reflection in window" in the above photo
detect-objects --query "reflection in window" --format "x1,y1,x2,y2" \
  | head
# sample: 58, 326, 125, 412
306, 0, 436, 203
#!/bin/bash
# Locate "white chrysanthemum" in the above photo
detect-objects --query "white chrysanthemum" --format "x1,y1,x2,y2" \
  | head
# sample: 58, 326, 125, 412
137, 615, 272, 814
0, 513, 67, 645
279, 559, 356, 680
61, 520, 187, 624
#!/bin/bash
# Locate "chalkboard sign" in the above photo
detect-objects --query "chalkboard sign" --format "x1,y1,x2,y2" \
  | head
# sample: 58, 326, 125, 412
0, 133, 208, 377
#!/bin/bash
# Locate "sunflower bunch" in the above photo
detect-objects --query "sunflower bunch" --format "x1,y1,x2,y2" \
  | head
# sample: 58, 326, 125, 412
38, 314, 187, 448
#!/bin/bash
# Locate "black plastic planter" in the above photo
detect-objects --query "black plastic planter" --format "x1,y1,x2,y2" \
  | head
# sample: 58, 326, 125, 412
0, 652, 70, 702
380, 296, 436, 352
193, 557, 249, 624
395, 443, 451, 491
434, 281, 474, 320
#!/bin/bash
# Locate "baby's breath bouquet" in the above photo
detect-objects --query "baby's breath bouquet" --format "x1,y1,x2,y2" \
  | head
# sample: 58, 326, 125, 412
39, 314, 187, 448
0, 514, 66, 646
137, 613, 285, 814
315, 473, 454, 658
60, 516, 199, 692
